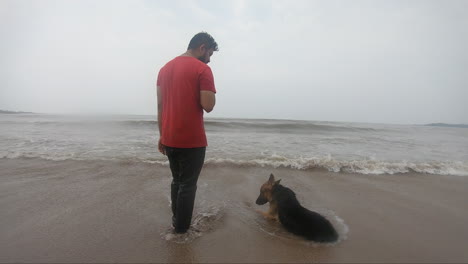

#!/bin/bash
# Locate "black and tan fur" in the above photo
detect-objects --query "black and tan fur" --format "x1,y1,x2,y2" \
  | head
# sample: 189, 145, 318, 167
256, 173, 338, 242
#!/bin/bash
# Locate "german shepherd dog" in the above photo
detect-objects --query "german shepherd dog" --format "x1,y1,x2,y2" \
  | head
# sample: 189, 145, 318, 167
256, 174, 338, 242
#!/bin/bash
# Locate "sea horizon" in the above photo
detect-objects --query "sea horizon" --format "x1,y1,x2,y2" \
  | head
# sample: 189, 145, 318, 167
2, 109, 467, 127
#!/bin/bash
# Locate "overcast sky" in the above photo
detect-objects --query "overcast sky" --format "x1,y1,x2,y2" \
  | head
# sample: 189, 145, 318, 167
1, 0, 467, 124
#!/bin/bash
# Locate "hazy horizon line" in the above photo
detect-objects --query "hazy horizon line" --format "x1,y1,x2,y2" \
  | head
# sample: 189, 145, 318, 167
2, 109, 468, 127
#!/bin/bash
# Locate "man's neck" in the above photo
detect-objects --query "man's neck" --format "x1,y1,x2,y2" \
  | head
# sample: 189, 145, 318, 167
181, 50, 196, 58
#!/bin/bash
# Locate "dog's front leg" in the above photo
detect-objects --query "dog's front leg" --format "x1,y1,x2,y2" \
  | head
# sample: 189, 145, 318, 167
267, 203, 279, 221
256, 209, 277, 221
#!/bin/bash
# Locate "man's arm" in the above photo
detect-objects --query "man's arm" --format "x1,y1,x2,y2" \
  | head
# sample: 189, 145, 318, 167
157, 85, 166, 155
200, 90, 216, 113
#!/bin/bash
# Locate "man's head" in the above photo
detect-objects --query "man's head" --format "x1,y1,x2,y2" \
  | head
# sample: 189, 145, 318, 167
187, 32, 218, 64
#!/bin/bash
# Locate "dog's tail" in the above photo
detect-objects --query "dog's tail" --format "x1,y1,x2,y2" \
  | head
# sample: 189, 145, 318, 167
325, 228, 339, 242
316, 226, 339, 243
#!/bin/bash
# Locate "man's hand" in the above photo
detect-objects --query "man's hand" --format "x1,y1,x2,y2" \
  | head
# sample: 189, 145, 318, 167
200, 90, 215, 113
158, 139, 166, 155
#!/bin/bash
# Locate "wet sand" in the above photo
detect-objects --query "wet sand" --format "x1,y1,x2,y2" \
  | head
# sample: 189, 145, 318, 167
1, 157, 468, 263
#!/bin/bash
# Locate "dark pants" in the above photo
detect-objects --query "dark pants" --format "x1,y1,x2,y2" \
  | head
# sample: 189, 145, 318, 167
165, 146, 206, 233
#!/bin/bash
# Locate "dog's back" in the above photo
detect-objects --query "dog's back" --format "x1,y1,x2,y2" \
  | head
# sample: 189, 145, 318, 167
273, 184, 338, 242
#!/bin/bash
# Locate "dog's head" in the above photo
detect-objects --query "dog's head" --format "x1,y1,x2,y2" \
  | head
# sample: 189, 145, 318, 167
256, 173, 281, 205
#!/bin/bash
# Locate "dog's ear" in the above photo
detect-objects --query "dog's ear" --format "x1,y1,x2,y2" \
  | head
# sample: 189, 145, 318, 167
274, 179, 281, 186
268, 173, 275, 184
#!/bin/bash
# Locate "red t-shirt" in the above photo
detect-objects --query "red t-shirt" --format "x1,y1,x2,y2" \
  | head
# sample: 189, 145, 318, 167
157, 56, 216, 148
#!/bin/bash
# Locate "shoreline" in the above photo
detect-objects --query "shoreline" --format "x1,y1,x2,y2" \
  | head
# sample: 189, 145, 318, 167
2, 156, 466, 177
1, 157, 468, 263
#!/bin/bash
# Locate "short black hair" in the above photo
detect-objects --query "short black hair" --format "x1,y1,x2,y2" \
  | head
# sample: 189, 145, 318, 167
187, 32, 219, 51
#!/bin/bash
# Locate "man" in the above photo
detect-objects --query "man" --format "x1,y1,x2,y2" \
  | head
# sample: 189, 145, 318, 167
157, 32, 218, 234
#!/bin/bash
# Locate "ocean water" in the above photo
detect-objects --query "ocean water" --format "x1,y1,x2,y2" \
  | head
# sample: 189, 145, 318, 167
2, 113, 468, 262
1, 113, 467, 176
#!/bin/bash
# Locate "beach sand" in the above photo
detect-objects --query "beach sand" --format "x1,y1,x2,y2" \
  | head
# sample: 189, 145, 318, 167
1, 157, 468, 263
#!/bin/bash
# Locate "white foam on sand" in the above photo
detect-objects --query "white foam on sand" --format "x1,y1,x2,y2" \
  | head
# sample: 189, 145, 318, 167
162, 204, 226, 244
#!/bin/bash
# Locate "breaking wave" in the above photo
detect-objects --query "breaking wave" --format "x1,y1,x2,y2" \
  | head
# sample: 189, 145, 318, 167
203, 155, 468, 176
2, 151, 467, 176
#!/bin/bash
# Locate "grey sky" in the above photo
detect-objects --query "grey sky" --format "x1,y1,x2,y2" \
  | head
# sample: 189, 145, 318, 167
1, 0, 467, 124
